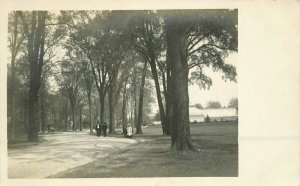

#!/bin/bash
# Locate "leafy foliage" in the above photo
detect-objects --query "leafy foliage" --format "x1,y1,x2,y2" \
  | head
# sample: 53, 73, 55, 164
207, 101, 222, 109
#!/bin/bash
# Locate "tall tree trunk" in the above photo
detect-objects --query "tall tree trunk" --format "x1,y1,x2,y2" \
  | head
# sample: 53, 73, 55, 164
88, 95, 93, 134
79, 106, 82, 131
131, 66, 138, 129
9, 12, 24, 138
62, 99, 68, 131
121, 81, 128, 129
28, 87, 39, 141
19, 11, 47, 142
108, 84, 116, 134
165, 17, 195, 152
71, 103, 75, 131
10, 54, 16, 139
9, 16, 17, 138
40, 85, 46, 133
136, 61, 148, 134
23, 102, 28, 134
148, 58, 166, 134
99, 88, 105, 125
165, 35, 173, 136
53, 109, 57, 131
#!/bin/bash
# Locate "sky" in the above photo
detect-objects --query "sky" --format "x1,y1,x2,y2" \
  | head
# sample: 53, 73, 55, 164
188, 53, 238, 108
150, 53, 238, 115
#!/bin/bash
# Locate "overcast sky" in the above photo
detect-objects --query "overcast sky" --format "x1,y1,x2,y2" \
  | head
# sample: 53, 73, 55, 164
189, 53, 238, 108
150, 53, 237, 115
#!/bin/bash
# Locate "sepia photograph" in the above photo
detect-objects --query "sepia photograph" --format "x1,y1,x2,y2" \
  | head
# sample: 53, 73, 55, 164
6, 9, 238, 178
1, 1, 299, 186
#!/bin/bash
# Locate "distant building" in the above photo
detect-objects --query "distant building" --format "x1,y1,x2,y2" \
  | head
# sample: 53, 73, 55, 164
189, 106, 238, 122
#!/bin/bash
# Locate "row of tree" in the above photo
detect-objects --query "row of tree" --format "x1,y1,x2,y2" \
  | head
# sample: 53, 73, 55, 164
194, 97, 238, 109
7, 10, 237, 152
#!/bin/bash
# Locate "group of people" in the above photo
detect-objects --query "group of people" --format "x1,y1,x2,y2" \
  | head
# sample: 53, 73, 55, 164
95, 122, 134, 138
95, 122, 108, 137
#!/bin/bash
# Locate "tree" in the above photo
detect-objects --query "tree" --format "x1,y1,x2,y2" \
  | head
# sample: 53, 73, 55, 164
136, 61, 148, 134
228, 97, 238, 114
81, 62, 94, 134
18, 11, 48, 141
228, 97, 238, 108
59, 60, 82, 131
129, 11, 167, 134
164, 9, 238, 136
163, 9, 238, 152
8, 11, 25, 138
165, 14, 195, 152
60, 11, 128, 126
195, 103, 204, 109
207, 101, 222, 109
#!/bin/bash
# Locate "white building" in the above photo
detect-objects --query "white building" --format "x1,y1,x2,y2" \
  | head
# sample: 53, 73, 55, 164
189, 107, 238, 122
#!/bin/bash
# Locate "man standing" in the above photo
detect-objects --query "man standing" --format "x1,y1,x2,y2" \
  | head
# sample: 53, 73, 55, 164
102, 122, 107, 137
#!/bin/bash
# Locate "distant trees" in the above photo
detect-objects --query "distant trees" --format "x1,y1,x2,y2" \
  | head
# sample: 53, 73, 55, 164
228, 97, 238, 114
228, 97, 238, 108
207, 101, 222, 109
195, 103, 204, 109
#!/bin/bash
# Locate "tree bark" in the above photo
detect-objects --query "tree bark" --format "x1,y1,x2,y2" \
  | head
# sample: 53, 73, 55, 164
79, 105, 82, 131
121, 80, 128, 129
165, 16, 195, 152
136, 61, 148, 134
148, 57, 166, 135
40, 86, 46, 134
108, 83, 116, 134
18, 11, 47, 142
165, 33, 173, 136
71, 103, 75, 131
88, 95, 93, 134
9, 12, 19, 139
99, 88, 105, 125
133, 70, 138, 129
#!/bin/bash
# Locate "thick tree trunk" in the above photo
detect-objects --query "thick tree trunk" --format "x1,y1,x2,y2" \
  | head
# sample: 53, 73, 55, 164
148, 58, 166, 134
28, 85, 39, 141
40, 85, 46, 133
21, 11, 47, 142
99, 89, 105, 125
166, 17, 195, 152
62, 99, 68, 131
136, 61, 148, 134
